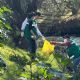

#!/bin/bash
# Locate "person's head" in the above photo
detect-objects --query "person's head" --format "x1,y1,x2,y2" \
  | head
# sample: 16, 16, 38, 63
27, 12, 42, 19
63, 35, 72, 43
63, 34, 70, 39
32, 12, 42, 19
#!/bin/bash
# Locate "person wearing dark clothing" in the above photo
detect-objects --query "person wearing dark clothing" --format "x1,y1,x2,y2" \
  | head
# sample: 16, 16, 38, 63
50, 35, 80, 79
21, 12, 45, 59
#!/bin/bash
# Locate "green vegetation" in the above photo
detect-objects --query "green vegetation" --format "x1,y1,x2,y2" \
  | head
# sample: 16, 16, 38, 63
0, 0, 80, 80
0, 44, 73, 80
0, 6, 12, 43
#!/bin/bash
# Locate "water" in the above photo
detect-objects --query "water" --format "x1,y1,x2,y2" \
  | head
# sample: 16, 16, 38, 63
70, 36, 80, 46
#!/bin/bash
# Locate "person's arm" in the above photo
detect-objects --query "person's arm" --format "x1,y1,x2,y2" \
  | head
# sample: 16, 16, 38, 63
21, 18, 28, 37
50, 41, 64, 45
32, 21, 45, 40
32, 23, 42, 36
21, 18, 28, 31
50, 39, 71, 46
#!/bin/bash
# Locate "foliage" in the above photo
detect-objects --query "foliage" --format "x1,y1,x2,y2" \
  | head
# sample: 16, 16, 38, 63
0, 44, 74, 80
0, 6, 12, 43
9, 55, 28, 67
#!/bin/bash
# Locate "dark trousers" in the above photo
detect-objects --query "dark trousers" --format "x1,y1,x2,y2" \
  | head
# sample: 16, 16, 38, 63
26, 38, 37, 54
72, 56, 80, 80
73, 56, 80, 72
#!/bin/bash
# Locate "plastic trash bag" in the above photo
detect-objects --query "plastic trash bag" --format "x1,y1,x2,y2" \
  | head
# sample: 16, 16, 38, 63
42, 40, 55, 54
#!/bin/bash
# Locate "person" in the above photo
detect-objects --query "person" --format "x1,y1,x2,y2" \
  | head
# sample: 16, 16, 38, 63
21, 12, 45, 60
50, 35, 80, 79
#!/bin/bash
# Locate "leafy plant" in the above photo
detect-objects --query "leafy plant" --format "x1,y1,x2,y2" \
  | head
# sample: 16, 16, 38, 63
0, 7, 12, 43
9, 55, 28, 67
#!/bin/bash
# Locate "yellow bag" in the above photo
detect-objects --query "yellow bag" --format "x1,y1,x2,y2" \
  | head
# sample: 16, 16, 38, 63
42, 40, 55, 54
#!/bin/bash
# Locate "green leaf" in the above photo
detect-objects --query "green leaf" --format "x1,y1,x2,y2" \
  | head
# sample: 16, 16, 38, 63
61, 58, 70, 66
5, 23, 12, 30
0, 43, 3, 47
0, 12, 3, 16
2, 7, 12, 13
54, 53, 63, 59
0, 20, 3, 23
47, 73, 54, 79
0, 8, 4, 13
39, 68, 45, 74
20, 72, 30, 78
44, 70, 47, 78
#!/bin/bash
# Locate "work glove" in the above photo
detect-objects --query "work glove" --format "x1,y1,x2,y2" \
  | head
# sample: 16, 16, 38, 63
42, 36, 45, 41
31, 35, 36, 39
